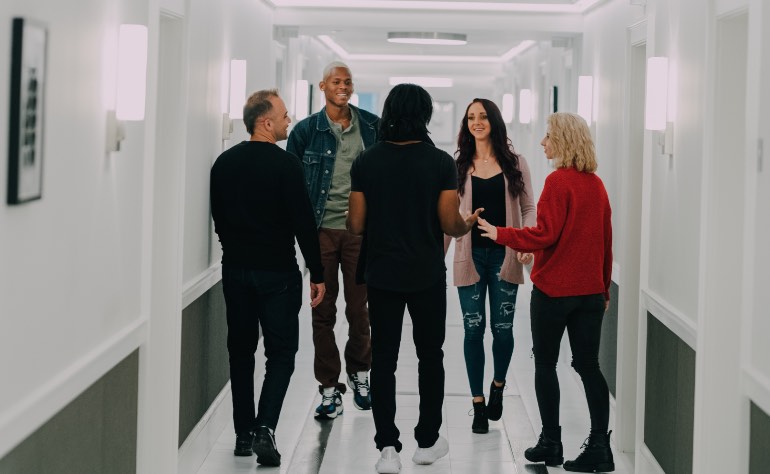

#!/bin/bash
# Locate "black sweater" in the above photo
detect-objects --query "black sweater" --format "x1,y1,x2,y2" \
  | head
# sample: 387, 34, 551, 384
210, 141, 323, 283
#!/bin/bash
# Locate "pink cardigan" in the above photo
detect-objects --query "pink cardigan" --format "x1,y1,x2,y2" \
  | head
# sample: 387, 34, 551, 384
447, 156, 536, 286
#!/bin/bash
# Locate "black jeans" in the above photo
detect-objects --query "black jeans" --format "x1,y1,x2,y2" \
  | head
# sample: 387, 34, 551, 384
530, 286, 609, 433
222, 265, 302, 434
368, 280, 447, 452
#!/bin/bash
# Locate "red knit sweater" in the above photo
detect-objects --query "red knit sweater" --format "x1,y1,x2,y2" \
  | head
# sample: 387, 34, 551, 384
495, 167, 612, 300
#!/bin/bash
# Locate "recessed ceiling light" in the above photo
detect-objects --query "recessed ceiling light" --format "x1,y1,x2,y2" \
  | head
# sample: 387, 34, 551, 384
387, 32, 467, 46
389, 76, 453, 88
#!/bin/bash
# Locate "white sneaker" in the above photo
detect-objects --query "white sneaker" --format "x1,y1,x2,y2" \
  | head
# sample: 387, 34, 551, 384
375, 446, 401, 473
412, 436, 449, 465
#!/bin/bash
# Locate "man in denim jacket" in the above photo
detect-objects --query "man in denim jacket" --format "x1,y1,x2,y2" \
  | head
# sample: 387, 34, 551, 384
287, 62, 379, 420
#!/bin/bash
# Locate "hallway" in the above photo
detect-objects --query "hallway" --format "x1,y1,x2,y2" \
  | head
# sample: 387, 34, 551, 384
189, 274, 634, 474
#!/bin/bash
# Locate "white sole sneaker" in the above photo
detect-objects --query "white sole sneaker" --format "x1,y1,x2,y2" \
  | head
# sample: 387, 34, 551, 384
375, 446, 401, 473
412, 436, 449, 465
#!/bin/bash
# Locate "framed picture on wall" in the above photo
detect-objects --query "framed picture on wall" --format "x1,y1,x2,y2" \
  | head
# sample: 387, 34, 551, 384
7, 17, 47, 205
431, 101, 455, 144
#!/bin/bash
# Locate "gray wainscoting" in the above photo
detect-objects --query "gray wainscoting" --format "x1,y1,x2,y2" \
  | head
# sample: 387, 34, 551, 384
644, 312, 695, 474
750, 401, 770, 473
599, 281, 619, 397
178, 280, 230, 446
0, 350, 139, 474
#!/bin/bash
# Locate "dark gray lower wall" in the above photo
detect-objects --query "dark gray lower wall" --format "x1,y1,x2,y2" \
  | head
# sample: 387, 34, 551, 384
179, 280, 230, 446
599, 281, 619, 397
750, 401, 770, 473
644, 312, 695, 474
0, 350, 139, 474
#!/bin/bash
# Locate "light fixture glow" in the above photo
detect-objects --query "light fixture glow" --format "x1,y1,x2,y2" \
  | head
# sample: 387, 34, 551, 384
519, 89, 533, 124
502, 93, 514, 123
387, 32, 467, 46
115, 24, 148, 121
645, 57, 668, 131
577, 75, 594, 124
228, 60, 247, 120
272, 0, 602, 13
350, 93, 360, 107
389, 77, 453, 88
295, 79, 309, 120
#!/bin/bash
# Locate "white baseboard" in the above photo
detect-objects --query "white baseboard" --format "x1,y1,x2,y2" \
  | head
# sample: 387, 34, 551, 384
638, 443, 665, 473
177, 382, 233, 474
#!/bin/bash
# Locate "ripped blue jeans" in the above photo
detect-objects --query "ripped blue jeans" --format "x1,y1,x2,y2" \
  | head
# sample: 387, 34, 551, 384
457, 247, 519, 397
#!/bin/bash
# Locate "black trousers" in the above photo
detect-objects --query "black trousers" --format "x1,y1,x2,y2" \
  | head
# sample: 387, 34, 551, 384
530, 286, 610, 433
222, 265, 302, 434
368, 280, 447, 452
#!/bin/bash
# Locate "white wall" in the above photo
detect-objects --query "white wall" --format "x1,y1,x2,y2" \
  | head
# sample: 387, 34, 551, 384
0, 0, 276, 462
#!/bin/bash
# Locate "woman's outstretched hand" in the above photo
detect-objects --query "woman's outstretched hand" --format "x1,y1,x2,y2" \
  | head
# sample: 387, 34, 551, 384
516, 252, 534, 265
477, 217, 498, 242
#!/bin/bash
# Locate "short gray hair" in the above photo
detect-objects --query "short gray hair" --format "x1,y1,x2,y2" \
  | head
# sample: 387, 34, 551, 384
243, 89, 279, 135
322, 61, 351, 81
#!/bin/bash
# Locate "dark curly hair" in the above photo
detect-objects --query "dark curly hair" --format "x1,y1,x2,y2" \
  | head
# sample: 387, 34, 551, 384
454, 98, 525, 198
379, 83, 433, 142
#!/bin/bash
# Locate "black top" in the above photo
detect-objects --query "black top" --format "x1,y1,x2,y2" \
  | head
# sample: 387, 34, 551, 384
350, 141, 457, 291
471, 173, 506, 248
210, 141, 324, 283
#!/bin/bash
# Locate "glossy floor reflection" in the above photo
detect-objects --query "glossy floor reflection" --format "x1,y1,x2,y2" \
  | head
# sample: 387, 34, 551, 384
193, 274, 634, 473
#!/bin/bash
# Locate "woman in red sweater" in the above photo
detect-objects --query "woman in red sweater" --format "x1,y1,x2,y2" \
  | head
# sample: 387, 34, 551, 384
477, 112, 614, 473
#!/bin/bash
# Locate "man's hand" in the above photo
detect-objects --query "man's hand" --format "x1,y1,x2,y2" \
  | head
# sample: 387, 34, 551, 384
463, 208, 484, 233
310, 282, 326, 307
477, 217, 498, 242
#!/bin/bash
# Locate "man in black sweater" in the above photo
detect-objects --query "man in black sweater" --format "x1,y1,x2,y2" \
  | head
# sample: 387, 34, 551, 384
210, 89, 325, 467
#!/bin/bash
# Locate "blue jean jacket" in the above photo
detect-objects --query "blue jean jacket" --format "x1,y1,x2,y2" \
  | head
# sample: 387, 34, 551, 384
287, 105, 379, 227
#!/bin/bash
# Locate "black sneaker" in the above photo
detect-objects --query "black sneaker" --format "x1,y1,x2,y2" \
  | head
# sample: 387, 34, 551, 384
347, 372, 372, 410
314, 388, 343, 420
252, 426, 281, 466
233, 431, 254, 456
487, 381, 505, 421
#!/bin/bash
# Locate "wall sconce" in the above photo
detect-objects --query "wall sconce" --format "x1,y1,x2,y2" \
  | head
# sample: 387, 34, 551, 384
295, 79, 309, 120
645, 56, 673, 155
349, 93, 359, 107
106, 24, 148, 152
223, 59, 247, 140
577, 75, 593, 124
519, 89, 532, 124
502, 93, 514, 124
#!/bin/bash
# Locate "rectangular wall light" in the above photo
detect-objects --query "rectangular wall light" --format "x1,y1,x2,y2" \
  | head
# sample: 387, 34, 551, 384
502, 93, 514, 123
107, 24, 148, 152
228, 60, 247, 120
519, 89, 532, 124
645, 57, 668, 131
577, 75, 593, 124
295, 79, 309, 120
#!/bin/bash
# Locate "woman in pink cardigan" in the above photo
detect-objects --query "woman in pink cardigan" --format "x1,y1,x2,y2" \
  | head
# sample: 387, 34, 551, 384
447, 98, 536, 434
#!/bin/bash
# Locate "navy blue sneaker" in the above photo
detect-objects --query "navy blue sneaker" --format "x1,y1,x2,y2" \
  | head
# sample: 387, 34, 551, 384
315, 388, 343, 420
347, 372, 372, 410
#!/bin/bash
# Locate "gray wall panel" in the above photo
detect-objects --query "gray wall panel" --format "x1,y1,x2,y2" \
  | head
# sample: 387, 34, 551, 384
600, 281, 619, 396
644, 313, 694, 474
750, 402, 770, 473
0, 351, 139, 474
178, 281, 230, 446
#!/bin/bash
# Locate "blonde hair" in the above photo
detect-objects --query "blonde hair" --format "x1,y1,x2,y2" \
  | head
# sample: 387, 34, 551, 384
547, 112, 597, 172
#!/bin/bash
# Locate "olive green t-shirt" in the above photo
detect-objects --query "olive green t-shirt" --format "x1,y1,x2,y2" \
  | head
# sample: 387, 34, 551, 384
321, 109, 364, 229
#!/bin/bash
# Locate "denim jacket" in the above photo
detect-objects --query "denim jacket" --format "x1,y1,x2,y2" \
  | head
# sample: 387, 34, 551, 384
287, 105, 379, 227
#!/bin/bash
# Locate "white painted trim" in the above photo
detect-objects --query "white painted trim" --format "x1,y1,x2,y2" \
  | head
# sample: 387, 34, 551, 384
641, 288, 697, 349
745, 367, 770, 418
182, 264, 222, 308
628, 18, 648, 46
0, 318, 148, 458
638, 443, 666, 474
177, 382, 233, 474
611, 261, 620, 285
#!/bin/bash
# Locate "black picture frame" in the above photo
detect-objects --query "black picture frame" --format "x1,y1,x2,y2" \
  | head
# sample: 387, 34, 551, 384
7, 17, 47, 205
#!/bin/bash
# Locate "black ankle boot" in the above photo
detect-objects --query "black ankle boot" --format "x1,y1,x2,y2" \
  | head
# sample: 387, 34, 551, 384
524, 426, 563, 466
563, 430, 615, 472
471, 401, 489, 434
487, 381, 504, 421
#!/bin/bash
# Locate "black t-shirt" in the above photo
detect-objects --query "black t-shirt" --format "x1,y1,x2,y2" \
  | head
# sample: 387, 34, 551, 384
210, 141, 323, 283
471, 173, 505, 248
350, 141, 457, 291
